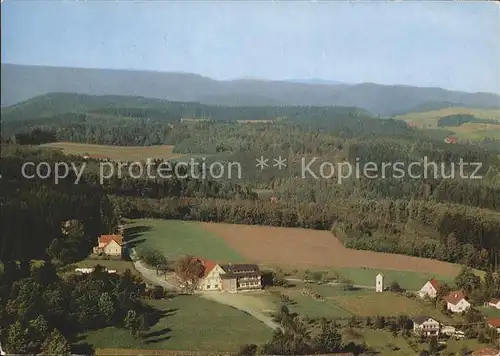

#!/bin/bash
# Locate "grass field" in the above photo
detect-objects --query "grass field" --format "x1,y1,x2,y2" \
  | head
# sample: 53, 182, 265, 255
325, 266, 455, 291
452, 122, 500, 140
40, 142, 184, 161
264, 264, 456, 291
397, 107, 500, 128
478, 306, 500, 318
125, 219, 244, 262
276, 283, 459, 322
329, 291, 457, 321
343, 328, 483, 355
78, 295, 272, 352
345, 328, 416, 355
278, 286, 354, 319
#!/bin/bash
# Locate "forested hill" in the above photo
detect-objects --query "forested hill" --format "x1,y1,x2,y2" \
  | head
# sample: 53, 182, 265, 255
1, 92, 374, 123
2, 63, 500, 116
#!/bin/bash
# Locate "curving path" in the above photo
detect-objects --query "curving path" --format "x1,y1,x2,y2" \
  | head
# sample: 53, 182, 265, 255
129, 248, 180, 291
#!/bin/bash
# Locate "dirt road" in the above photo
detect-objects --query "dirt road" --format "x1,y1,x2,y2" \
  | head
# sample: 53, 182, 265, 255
130, 248, 180, 291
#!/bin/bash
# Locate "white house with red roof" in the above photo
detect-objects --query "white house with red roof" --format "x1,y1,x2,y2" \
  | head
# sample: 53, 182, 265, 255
489, 299, 500, 309
93, 234, 124, 257
197, 258, 262, 293
444, 290, 470, 313
487, 318, 500, 332
418, 278, 441, 298
200, 259, 226, 291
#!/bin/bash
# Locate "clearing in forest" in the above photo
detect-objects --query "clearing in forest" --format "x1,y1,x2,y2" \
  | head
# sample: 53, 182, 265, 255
40, 142, 184, 161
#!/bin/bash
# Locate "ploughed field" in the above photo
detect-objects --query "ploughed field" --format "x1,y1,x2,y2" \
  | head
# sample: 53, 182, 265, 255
199, 222, 460, 276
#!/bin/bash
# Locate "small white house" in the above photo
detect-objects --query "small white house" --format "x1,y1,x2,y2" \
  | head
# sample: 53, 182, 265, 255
93, 234, 124, 257
444, 291, 470, 313
441, 325, 455, 335
418, 278, 440, 299
375, 273, 384, 292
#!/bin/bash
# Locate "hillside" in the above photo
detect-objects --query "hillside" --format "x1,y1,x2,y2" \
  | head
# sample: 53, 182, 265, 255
2, 63, 500, 116
393, 101, 469, 115
397, 107, 500, 127
396, 107, 500, 143
0, 92, 374, 123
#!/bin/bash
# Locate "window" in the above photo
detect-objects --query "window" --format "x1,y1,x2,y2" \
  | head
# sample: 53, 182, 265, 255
214, 284, 218, 288
207, 285, 211, 289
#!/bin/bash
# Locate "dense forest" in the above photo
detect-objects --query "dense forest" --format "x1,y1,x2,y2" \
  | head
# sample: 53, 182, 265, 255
0, 262, 158, 354
437, 114, 498, 127
1, 93, 500, 271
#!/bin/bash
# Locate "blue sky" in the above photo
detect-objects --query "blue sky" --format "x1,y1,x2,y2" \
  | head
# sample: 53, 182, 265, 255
2, 1, 499, 93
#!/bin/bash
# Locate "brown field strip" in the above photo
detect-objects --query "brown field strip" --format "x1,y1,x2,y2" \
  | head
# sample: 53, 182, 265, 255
96, 349, 233, 356
40, 142, 184, 161
200, 223, 460, 276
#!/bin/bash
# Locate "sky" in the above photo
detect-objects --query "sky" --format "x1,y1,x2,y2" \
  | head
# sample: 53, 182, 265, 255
2, 1, 499, 94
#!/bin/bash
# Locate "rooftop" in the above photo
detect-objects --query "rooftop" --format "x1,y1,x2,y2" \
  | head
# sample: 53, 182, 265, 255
443, 290, 466, 305
98, 234, 124, 245
429, 278, 440, 290
412, 316, 438, 325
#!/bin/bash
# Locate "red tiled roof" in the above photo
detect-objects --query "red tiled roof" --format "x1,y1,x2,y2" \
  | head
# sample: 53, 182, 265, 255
429, 278, 440, 290
473, 347, 500, 356
99, 234, 123, 246
201, 259, 217, 277
443, 290, 466, 305
488, 318, 500, 328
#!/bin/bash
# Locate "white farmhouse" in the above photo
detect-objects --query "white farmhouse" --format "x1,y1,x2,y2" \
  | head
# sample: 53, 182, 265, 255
418, 278, 440, 299
444, 291, 470, 313
412, 316, 440, 336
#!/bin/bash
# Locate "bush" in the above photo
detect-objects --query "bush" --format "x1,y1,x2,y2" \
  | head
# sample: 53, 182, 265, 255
390, 281, 404, 293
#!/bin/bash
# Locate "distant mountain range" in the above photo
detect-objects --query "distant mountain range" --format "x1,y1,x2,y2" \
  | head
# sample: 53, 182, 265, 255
2, 63, 499, 116
283, 78, 345, 85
